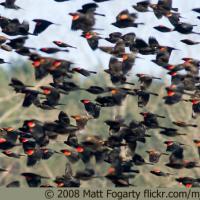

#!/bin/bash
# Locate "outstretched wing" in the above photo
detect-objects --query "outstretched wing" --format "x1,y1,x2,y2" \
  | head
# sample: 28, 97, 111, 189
6, 0, 16, 6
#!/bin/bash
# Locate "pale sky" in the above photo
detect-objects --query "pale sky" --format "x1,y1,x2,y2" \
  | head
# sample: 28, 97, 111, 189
1, 0, 200, 78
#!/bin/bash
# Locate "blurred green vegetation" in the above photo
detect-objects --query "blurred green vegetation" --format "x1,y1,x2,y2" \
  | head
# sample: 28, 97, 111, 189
0, 61, 199, 188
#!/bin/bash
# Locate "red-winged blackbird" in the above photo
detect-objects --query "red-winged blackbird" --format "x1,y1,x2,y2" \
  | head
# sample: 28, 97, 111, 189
137, 74, 161, 90
132, 1, 150, 12
81, 99, 101, 118
163, 88, 183, 105
21, 172, 49, 187
160, 127, 186, 137
0, 0, 20, 9
153, 46, 177, 67
26, 148, 43, 167
132, 154, 154, 166
64, 133, 79, 148
95, 90, 127, 107
105, 174, 136, 187
166, 145, 184, 169
53, 41, 76, 48
112, 10, 144, 28
74, 168, 96, 180
164, 140, 186, 152
140, 112, 165, 128
146, 149, 168, 163
60, 149, 80, 163
32, 19, 58, 35
0, 17, 29, 36
150, 169, 174, 177
6, 36, 28, 49
121, 53, 136, 74
105, 165, 135, 187
150, 0, 178, 19
181, 39, 200, 45
99, 39, 125, 57
122, 32, 136, 47
2, 150, 24, 159
121, 120, 150, 147
155, 23, 200, 35
20, 138, 36, 155
69, 3, 104, 32
40, 184, 54, 188
174, 22, 200, 35
84, 85, 109, 94
43, 111, 78, 135
183, 160, 200, 169
104, 135, 124, 148
20, 120, 47, 146
39, 47, 69, 54
154, 25, 173, 33
50, 81, 79, 92
72, 67, 97, 77
81, 31, 102, 50
81, 135, 104, 150
6, 181, 20, 187
15, 46, 35, 56
176, 177, 200, 188
134, 89, 158, 108
192, 8, 200, 13
22, 89, 42, 108
40, 86, 62, 106
71, 115, 92, 130
105, 32, 122, 44
0, 128, 19, 150
104, 57, 124, 84
9, 78, 32, 93
41, 148, 60, 160
105, 116, 125, 133
54, 163, 80, 187
131, 38, 156, 55
172, 121, 197, 128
